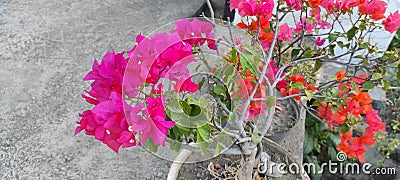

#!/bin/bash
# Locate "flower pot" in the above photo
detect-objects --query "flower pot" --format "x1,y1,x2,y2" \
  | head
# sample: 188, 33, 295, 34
168, 137, 310, 180
265, 95, 301, 144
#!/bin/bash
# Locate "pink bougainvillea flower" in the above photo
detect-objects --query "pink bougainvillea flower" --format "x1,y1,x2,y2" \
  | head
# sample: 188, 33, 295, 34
138, 97, 176, 146
82, 51, 127, 104
286, 0, 303, 10
76, 91, 135, 153
173, 18, 217, 50
321, 0, 335, 13
316, 37, 326, 46
230, 0, 274, 16
359, 0, 387, 20
173, 78, 199, 93
294, 17, 315, 34
382, 10, 400, 33
278, 23, 294, 41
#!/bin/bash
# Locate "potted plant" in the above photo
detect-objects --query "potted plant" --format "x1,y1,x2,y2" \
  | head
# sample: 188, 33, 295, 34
75, 0, 400, 179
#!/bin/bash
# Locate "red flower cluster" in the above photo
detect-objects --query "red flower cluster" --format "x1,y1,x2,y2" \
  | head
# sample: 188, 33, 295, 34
318, 72, 385, 162
234, 60, 286, 120
280, 74, 317, 100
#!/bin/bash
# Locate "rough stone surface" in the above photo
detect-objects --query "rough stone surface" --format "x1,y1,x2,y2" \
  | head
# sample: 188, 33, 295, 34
0, 0, 204, 179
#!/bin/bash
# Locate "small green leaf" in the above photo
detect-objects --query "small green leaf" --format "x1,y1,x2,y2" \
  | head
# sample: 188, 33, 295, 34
239, 52, 257, 75
329, 44, 336, 56
251, 129, 260, 143
224, 65, 235, 78
372, 73, 382, 80
328, 146, 337, 161
314, 141, 321, 153
265, 96, 276, 109
303, 130, 314, 155
397, 64, 400, 83
291, 82, 305, 89
381, 79, 391, 91
143, 139, 159, 153
337, 41, 344, 48
291, 49, 300, 58
190, 104, 202, 117
214, 143, 223, 157
359, 24, 367, 31
305, 90, 313, 100
175, 124, 192, 136
347, 27, 358, 41
314, 60, 322, 72
303, 49, 316, 58
229, 48, 238, 63
197, 123, 211, 141
180, 100, 192, 115
362, 81, 375, 90
213, 85, 227, 96
169, 141, 182, 152
198, 77, 206, 91
328, 34, 338, 42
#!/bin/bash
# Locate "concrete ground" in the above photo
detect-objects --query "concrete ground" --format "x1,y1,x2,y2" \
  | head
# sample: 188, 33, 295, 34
0, 0, 203, 179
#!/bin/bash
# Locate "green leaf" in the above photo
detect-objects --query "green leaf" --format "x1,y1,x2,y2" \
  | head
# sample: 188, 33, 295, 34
198, 77, 206, 91
328, 146, 337, 161
198, 141, 210, 155
303, 49, 316, 58
314, 60, 322, 72
169, 141, 182, 152
239, 52, 257, 75
328, 34, 338, 42
303, 129, 314, 155
186, 96, 200, 106
314, 141, 321, 153
347, 27, 358, 41
175, 124, 192, 136
362, 81, 375, 90
359, 24, 367, 31
291, 49, 300, 58
229, 48, 238, 63
339, 125, 350, 134
329, 44, 336, 56
214, 143, 223, 157
372, 73, 382, 80
265, 96, 276, 109
381, 79, 391, 91
224, 65, 235, 78
213, 85, 227, 96
397, 64, 400, 83
197, 123, 211, 141
251, 129, 260, 143
305, 117, 315, 127
305, 90, 313, 100
328, 132, 341, 147
291, 82, 305, 89
337, 41, 344, 48
189, 104, 202, 117
142, 139, 159, 154
180, 100, 192, 115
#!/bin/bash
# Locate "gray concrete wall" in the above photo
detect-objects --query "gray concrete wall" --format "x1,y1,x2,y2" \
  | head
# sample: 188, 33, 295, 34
0, 0, 204, 179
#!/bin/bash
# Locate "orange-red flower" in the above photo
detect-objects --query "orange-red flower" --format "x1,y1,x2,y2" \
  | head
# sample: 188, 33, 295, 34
335, 69, 346, 82
308, 0, 321, 7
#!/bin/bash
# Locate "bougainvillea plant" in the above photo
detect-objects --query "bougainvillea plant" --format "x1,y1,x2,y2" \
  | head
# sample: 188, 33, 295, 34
76, 0, 400, 178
